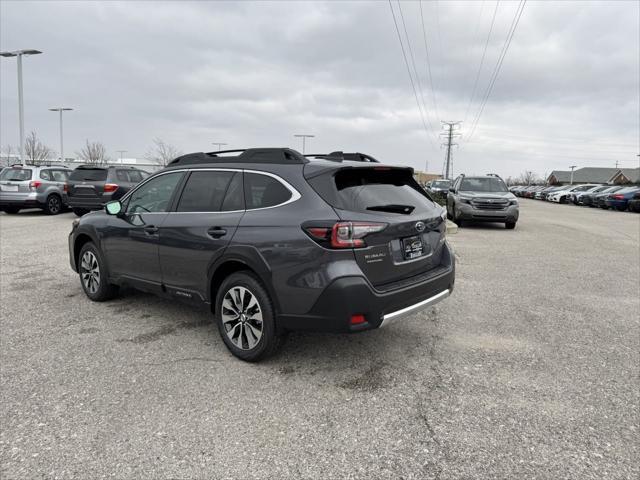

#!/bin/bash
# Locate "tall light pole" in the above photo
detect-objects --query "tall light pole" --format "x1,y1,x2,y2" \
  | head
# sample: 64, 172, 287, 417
569, 165, 577, 185
212, 142, 227, 151
116, 150, 127, 164
48, 107, 73, 162
0, 49, 43, 165
293, 134, 314, 154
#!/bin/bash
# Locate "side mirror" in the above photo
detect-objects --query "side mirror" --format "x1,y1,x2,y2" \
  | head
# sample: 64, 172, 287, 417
105, 200, 122, 215
449, 187, 455, 193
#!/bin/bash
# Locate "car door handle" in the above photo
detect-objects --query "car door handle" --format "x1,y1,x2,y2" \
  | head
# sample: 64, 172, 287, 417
207, 227, 227, 238
144, 225, 159, 235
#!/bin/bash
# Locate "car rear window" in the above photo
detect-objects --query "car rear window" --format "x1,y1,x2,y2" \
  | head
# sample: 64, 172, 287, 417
244, 173, 292, 209
309, 168, 434, 215
177, 171, 238, 212
70, 168, 108, 182
0, 168, 32, 181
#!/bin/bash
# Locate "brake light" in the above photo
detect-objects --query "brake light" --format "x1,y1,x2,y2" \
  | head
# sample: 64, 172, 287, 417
304, 221, 387, 249
612, 194, 624, 200
350, 314, 366, 325
29, 180, 42, 189
103, 183, 119, 193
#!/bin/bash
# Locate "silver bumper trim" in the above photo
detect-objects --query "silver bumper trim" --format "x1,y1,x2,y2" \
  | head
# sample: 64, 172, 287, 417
380, 289, 450, 327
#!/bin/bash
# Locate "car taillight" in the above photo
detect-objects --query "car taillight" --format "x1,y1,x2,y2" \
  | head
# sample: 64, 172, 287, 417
103, 183, 119, 193
29, 180, 42, 190
304, 221, 387, 249
612, 194, 624, 200
63, 183, 68, 193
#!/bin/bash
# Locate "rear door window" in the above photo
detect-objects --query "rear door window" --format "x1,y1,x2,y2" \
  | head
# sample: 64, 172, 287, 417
51, 170, 69, 181
128, 170, 144, 183
0, 168, 32, 181
177, 171, 237, 212
69, 168, 107, 182
40, 170, 52, 181
244, 173, 292, 209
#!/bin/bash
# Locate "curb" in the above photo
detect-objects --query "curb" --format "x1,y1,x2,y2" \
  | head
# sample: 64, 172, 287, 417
446, 220, 458, 235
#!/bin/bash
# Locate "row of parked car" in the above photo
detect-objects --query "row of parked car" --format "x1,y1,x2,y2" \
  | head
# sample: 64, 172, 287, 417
0, 163, 150, 216
510, 184, 640, 212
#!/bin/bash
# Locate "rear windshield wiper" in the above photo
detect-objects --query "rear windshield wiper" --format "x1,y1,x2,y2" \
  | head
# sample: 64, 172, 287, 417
366, 204, 415, 214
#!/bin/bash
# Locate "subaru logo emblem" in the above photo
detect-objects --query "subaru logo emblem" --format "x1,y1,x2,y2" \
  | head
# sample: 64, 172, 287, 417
415, 221, 426, 232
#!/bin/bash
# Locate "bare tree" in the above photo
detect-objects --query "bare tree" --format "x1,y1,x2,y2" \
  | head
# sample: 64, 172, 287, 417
1, 144, 18, 166
145, 138, 182, 166
517, 170, 542, 185
76, 140, 109, 165
24, 131, 53, 166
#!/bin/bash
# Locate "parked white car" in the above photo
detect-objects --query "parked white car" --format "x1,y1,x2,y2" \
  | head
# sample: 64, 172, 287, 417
548, 184, 601, 203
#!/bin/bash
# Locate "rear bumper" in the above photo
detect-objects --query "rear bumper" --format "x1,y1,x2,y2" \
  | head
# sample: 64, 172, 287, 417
67, 196, 105, 210
456, 203, 519, 223
277, 242, 455, 333
0, 192, 41, 209
605, 199, 626, 208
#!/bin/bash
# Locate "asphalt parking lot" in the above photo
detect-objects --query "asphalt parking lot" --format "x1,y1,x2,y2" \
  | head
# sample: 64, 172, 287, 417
1, 200, 638, 479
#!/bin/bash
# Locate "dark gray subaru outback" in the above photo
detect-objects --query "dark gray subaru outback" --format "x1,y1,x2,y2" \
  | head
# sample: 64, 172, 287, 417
69, 148, 454, 361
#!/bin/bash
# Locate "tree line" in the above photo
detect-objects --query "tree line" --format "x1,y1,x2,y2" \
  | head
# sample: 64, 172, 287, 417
2, 133, 182, 167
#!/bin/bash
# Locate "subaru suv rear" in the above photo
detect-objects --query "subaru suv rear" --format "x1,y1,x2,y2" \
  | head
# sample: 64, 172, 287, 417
0, 164, 71, 215
447, 174, 519, 228
68, 148, 454, 361
67, 165, 149, 216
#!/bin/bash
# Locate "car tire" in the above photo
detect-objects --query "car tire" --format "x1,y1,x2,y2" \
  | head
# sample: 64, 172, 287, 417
73, 208, 89, 217
505, 221, 516, 229
615, 206, 626, 212
44, 194, 62, 215
215, 272, 284, 362
78, 242, 119, 302
3, 206, 20, 214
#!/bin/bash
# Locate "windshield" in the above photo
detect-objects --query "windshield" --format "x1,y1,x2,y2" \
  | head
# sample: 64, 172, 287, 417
459, 177, 508, 193
432, 181, 450, 188
69, 168, 108, 182
0, 168, 32, 181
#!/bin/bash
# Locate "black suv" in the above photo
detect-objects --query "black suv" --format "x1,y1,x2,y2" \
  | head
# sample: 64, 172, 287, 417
69, 148, 455, 361
67, 165, 149, 216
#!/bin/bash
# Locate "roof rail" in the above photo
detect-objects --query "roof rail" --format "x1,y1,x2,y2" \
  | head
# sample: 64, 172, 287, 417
167, 148, 307, 167
486, 173, 501, 178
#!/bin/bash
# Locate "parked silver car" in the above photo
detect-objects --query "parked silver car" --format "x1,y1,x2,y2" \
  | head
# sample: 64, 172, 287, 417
0, 164, 71, 215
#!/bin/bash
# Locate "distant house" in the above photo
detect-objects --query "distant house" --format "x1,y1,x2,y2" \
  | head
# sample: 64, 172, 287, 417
414, 171, 442, 184
608, 168, 640, 185
547, 167, 620, 185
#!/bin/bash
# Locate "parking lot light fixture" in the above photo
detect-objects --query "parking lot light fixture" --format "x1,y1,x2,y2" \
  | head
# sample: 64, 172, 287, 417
0, 49, 43, 165
294, 134, 315, 154
569, 165, 577, 185
212, 142, 228, 151
49, 107, 73, 162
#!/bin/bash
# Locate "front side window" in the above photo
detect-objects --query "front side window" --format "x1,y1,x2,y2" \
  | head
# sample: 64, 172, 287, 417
177, 171, 237, 212
125, 172, 182, 214
244, 173, 292, 209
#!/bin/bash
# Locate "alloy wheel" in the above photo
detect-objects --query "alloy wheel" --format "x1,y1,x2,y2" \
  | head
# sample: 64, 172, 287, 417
221, 286, 263, 350
80, 251, 100, 294
48, 196, 61, 214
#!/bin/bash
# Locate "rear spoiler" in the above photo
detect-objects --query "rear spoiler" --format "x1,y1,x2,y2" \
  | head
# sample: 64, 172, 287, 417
304, 151, 379, 163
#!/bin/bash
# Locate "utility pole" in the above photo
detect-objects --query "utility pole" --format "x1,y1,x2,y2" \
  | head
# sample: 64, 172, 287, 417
569, 165, 577, 185
294, 134, 314, 154
440, 121, 461, 179
212, 142, 227, 151
0, 49, 43, 165
49, 107, 73, 162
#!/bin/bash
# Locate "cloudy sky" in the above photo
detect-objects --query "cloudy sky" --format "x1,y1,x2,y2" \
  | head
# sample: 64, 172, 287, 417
1, 0, 638, 178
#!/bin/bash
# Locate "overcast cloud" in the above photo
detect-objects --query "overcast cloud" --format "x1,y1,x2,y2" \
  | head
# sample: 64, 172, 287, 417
1, 0, 638, 178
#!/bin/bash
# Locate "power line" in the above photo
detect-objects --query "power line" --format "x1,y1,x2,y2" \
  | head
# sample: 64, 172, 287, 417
463, 0, 499, 125
388, 0, 435, 147
397, 1, 438, 140
466, 0, 527, 142
419, 0, 440, 123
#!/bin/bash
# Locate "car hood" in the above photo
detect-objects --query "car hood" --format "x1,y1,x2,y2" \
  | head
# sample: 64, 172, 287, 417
458, 191, 516, 201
